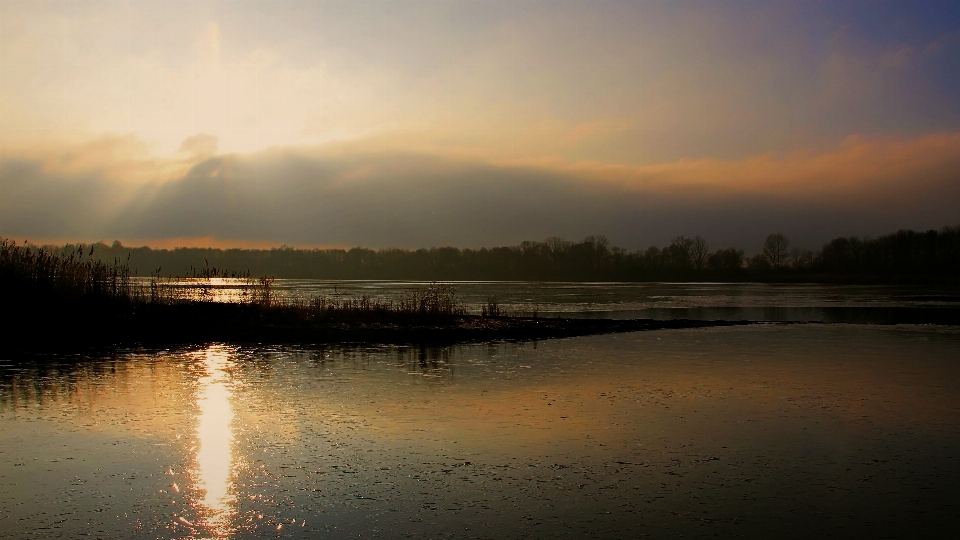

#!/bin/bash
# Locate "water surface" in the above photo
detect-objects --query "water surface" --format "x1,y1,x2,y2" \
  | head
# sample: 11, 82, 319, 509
2, 324, 959, 538
141, 279, 960, 323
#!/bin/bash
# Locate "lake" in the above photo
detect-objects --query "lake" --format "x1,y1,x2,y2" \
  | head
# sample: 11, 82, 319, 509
2, 283, 959, 538
142, 279, 960, 323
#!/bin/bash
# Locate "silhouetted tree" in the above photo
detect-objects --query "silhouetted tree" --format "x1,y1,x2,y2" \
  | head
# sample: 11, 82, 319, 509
31, 224, 959, 283
707, 248, 744, 273
665, 236, 693, 271
791, 248, 814, 271
763, 233, 789, 270
748, 252, 771, 271
691, 236, 708, 273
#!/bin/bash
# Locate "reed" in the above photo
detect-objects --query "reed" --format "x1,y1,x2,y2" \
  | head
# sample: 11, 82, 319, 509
0, 238, 136, 305
1, 238, 469, 322
0, 238, 276, 309
5, 238, 715, 352
480, 297, 503, 318
285, 282, 466, 319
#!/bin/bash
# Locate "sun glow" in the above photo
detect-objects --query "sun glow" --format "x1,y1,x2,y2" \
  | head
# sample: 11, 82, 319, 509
193, 346, 236, 535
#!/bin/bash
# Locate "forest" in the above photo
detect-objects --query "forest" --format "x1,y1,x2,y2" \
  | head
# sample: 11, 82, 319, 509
31, 225, 960, 283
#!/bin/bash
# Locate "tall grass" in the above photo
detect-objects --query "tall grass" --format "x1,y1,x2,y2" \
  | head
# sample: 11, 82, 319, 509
0, 238, 137, 304
0, 238, 276, 308
145, 264, 268, 305
480, 297, 503, 317
291, 282, 466, 317
1, 238, 471, 319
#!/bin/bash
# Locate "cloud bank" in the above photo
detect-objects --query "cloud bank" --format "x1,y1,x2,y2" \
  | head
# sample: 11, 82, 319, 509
2, 1, 959, 251
2, 133, 958, 251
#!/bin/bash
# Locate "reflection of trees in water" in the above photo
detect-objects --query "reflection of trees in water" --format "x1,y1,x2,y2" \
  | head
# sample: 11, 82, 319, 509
407, 343, 455, 373
211, 342, 534, 383
291, 343, 468, 379
238, 341, 556, 386
0, 346, 212, 411
300, 345, 381, 372
0, 354, 129, 411
0, 339, 547, 410
397, 341, 540, 378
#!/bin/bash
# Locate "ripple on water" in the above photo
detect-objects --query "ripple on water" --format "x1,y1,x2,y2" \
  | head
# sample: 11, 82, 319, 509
1, 325, 959, 537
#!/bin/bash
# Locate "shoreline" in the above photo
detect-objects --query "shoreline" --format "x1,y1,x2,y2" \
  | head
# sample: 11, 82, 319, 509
2, 301, 758, 352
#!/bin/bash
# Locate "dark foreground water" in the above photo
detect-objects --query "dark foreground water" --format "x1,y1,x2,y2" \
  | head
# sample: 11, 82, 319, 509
2, 324, 959, 538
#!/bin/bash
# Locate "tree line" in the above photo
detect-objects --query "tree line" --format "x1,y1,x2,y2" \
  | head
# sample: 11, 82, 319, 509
31, 225, 960, 283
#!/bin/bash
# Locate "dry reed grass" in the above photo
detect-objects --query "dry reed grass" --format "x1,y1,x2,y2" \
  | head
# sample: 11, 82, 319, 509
1, 238, 136, 303
1, 238, 471, 319
292, 282, 466, 317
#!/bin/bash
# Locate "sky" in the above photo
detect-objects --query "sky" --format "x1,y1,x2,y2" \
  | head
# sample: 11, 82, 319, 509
1, 0, 959, 251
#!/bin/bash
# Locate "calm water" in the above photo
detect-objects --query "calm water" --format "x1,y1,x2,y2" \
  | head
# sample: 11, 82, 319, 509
145, 279, 960, 323
2, 284, 960, 538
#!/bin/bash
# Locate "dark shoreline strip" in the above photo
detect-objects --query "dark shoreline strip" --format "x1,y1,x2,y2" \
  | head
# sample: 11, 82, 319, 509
2, 306, 757, 352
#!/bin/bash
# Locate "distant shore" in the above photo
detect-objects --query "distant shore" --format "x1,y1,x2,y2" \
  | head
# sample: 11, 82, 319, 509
25, 225, 959, 284
5, 237, 957, 354
0, 238, 762, 353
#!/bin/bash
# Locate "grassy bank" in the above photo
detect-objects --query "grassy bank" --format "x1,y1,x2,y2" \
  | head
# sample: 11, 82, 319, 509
1, 239, 748, 351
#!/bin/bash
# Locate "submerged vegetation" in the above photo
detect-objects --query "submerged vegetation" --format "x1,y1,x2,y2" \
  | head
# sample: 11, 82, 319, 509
30, 225, 960, 283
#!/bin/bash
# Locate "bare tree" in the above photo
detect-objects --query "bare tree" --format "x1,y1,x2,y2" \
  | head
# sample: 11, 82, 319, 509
707, 248, 744, 272
790, 247, 814, 271
763, 233, 790, 270
668, 236, 694, 270
585, 235, 610, 255
546, 237, 571, 253
691, 236, 708, 273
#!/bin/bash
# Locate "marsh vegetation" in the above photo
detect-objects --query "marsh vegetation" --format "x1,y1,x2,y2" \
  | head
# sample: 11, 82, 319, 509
3, 239, 738, 351
35, 225, 960, 284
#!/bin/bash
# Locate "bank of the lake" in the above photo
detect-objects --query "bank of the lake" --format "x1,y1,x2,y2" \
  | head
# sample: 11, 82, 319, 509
3, 299, 755, 351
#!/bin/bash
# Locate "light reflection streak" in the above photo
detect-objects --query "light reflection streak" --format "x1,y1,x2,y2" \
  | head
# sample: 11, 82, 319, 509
193, 346, 236, 536
130, 277, 262, 304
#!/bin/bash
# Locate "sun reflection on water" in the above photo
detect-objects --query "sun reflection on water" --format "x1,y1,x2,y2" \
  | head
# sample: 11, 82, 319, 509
193, 346, 236, 536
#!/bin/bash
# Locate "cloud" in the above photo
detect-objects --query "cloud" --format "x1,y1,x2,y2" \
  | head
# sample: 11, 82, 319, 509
5, 0, 960, 166
584, 132, 960, 200
179, 134, 219, 158
2, 132, 958, 251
